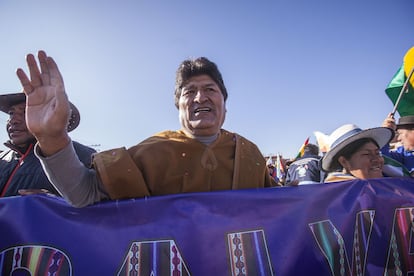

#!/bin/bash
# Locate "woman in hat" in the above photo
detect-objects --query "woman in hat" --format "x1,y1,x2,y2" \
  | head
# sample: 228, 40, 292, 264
321, 124, 394, 183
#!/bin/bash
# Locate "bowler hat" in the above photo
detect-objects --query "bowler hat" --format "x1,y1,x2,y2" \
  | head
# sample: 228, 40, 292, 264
0, 92, 80, 132
321, 124, 394, 172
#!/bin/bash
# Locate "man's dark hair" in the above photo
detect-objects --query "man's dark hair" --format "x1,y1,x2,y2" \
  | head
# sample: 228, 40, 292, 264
304, 143, 319, 156
174, 57, 228, 108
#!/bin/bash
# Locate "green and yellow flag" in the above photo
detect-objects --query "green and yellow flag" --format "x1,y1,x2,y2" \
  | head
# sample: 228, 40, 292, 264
382, 155, 411, 177
294, 137, 309, 160
385, 47, 414, 116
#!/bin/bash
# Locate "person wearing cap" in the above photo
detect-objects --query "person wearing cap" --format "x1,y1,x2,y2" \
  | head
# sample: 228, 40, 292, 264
0, 93, 96, 197
382, 113, 414, 175
15, 50, 276, 207
321, 124, 394, 183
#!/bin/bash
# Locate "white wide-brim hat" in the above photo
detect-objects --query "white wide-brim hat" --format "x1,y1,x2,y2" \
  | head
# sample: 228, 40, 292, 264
321, 124, 394, 172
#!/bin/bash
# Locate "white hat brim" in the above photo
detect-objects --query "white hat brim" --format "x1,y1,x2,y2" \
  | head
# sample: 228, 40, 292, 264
321, 127, 394, 172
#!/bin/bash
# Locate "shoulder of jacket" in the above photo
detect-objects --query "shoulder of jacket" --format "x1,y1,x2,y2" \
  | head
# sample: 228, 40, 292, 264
72, 140, 97, 153
0, 149, 12, 158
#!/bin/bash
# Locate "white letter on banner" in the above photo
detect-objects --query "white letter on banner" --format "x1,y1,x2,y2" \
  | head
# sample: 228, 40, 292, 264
309, 210, 375, 276
226, 230, 274, 275
385, 207, 414, 275
117, 240, 191, 275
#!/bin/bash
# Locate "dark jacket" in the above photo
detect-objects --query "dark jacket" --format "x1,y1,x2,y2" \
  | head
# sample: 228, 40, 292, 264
0, 140, 96, 197
285, 153, 322, 186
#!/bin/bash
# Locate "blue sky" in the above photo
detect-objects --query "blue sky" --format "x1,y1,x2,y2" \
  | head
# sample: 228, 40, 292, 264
0, 0, 413, 158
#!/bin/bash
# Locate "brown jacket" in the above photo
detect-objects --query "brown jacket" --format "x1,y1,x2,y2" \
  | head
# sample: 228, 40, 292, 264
93, 129, 275, 199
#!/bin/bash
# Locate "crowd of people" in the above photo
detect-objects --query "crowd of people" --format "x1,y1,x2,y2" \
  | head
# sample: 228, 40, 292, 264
266, 115, 414, 186
0, 49, 412, 208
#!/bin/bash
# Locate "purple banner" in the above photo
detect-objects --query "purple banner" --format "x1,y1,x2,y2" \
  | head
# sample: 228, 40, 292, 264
2, 177, 414, 275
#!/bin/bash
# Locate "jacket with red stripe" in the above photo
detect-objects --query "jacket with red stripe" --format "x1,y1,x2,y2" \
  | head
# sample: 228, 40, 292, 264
0, 140, 96, 197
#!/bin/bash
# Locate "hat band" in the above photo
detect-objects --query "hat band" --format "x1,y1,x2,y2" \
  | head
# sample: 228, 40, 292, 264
397, 124, 414, 130
330, 128, 362, 149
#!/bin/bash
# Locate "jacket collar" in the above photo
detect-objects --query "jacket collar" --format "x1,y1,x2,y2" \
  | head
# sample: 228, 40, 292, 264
3, 139, 36, 156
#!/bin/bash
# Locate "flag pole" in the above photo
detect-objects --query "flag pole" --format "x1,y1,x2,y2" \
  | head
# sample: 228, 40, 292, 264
391, 66, 414, 116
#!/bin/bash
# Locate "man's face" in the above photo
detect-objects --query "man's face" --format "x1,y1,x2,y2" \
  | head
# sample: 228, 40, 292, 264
397, 128, 414, 151
178, 75, 226, 137
6, 102, 34, 147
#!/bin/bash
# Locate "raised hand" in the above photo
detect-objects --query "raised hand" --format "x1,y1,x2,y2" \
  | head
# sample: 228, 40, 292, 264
16, 50, 71, 155
382, 113, 396, 130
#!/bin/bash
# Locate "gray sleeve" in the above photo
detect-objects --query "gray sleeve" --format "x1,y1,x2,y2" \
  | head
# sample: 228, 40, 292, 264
34, 142, 109, 207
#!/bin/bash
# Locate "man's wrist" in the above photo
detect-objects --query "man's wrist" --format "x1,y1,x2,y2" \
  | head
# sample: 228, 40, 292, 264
37, 134, 71, 157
